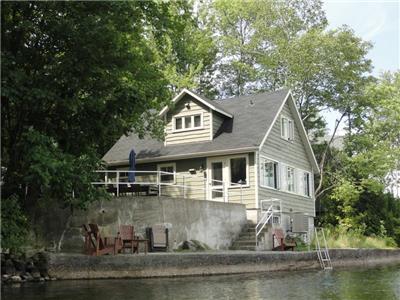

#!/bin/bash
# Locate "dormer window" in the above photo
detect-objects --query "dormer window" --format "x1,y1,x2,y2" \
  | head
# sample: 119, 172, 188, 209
173, 114, 203, 132
281, 116, 294, 141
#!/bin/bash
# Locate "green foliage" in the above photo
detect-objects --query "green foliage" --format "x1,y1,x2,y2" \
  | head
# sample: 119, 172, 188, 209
315, 226, 397, 249
1, 195, 28, 252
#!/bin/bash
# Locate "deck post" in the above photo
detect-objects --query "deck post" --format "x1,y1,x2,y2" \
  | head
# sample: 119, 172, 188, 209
183, 175, 186, 198
204, 179, 207, 200
157, 172, 161, 197
240, 185, 243, 204
116, 171, 120, 197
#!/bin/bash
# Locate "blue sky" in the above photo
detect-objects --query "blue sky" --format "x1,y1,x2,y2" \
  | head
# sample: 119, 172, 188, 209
322, 0, 399, 134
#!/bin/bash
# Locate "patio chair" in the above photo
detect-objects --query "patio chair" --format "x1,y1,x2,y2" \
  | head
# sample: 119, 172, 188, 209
146, 224, 169, 252
82, 224, 122, 256
272, 228, 296, 251
119, 225, 139, 254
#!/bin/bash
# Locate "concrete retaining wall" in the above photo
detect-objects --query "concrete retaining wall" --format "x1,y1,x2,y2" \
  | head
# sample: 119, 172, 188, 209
48, 249, 400, 280
59, 196, 247, 252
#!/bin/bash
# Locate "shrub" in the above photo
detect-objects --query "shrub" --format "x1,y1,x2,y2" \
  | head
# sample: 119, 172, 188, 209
1, 195, 28, 253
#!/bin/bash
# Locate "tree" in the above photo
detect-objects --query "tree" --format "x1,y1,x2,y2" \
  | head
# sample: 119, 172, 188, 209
1, 2, 195, 250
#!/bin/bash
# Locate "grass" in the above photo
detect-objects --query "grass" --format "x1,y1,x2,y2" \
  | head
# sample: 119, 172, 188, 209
312, 227, 398, 249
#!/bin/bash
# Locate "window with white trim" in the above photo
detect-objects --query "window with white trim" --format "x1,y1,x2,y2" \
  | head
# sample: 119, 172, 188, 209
260, 158, 279, 189
173, 114, 202, 132
286, 166, 295, 192
281, 116, 294, 141
302, 171, 310, 197
230, 157, 247, 185
158, 163, 176, 183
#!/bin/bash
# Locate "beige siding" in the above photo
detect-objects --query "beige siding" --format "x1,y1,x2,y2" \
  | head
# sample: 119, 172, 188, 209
212, 112, 225, 137
259, 102, 315, 216
165, 95, 211, 145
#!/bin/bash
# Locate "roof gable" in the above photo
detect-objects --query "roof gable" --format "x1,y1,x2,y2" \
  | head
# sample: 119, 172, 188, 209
159, 89, 233, 119
258, 91, 320, 173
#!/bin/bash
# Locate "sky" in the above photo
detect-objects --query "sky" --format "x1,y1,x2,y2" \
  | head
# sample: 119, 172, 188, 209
321, 0, 399, 134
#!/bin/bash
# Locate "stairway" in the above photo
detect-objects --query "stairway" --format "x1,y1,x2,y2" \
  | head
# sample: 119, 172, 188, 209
230, 221, 269, 251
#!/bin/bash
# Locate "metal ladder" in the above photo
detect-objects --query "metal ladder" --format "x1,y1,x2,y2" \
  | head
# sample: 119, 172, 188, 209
314, 227, 333, 270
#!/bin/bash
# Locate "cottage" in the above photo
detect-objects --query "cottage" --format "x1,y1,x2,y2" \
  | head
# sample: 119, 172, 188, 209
102, 88, 320, 243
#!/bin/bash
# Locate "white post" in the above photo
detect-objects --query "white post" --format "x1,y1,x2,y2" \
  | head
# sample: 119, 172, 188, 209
223, 182, 226, 202
183, 175, 186, 198
157, 172, 161, 196
240, 185, 243, 204
116, 171, 120, 197
204, 179, 207, 200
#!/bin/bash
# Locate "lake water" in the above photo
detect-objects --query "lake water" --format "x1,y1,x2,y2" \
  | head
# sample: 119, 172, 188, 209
2, 265, 400, 300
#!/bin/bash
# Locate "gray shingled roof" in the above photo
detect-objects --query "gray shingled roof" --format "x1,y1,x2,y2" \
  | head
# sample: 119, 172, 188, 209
103, 89, 289, 164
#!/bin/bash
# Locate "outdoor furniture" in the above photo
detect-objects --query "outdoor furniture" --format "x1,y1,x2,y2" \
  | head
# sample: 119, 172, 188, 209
106, 184, 150, 196
146, 224, 169, 252
82, 224, 122, 256
272, 228, 296, 251
119, 225, 138, 254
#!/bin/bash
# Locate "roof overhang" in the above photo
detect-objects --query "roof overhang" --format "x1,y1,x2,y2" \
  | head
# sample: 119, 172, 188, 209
159, 88, 233, 119
105, 146, 258, 166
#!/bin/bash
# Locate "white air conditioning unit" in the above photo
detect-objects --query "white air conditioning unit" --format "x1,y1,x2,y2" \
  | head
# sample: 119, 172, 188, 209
292, 213, 309, 233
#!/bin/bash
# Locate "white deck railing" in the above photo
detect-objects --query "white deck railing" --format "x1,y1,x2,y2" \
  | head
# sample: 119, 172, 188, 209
92, 170, 245, 204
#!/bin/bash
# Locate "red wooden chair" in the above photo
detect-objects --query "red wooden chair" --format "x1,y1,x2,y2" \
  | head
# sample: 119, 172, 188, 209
119, 225, 138, 254
82, 224, 122, 256
272, 228, 296, 251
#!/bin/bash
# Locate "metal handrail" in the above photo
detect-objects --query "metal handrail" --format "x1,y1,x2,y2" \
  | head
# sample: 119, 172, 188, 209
255, 205, 273, 246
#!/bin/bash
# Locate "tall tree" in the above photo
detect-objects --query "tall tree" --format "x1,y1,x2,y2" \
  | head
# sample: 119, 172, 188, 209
1, 1, 192, 236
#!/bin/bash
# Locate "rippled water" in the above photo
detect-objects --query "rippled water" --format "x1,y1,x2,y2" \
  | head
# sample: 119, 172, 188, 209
2, 265, 400, 300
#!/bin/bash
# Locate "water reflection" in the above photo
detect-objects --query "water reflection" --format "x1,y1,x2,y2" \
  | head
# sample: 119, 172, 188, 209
2, 265, 400, 300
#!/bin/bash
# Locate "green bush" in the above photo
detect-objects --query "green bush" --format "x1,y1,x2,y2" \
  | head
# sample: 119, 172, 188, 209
1, 195, 28, 252
313, 226, 397, 249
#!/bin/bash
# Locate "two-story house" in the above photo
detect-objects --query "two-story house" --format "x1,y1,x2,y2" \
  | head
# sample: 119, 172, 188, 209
102, 88, 320, 236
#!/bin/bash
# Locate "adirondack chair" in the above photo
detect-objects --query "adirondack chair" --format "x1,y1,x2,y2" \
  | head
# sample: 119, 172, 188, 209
272, 228, 296, 251
119, 225, 139, 254
82, 224, 122, 256
146, 224, 169, 252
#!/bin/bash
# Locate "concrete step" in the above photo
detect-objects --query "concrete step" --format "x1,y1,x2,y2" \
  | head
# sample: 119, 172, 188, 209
230, 245, 256, 251
232, 239, 256, 244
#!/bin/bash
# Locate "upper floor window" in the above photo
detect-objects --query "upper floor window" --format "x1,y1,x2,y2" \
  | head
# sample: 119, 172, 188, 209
281, 116, 294, 141
173, 114, 202, 132
260, 158, 278, 189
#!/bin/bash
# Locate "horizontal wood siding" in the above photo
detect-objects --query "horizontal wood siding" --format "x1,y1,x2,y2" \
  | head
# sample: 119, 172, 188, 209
259, 102, 315, 216
165, 95, 211, 145
212, 112, 225, 137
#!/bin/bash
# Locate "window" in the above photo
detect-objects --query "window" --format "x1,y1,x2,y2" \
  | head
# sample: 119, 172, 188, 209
173, 114, 202, 132
175, 118, 182, 130
230, 157, 247, 185
303, 172, 310, 197
261, 158, 278, 189
286, 166, 295, 192
281, 116, 294, 141
158, 163, 176, 183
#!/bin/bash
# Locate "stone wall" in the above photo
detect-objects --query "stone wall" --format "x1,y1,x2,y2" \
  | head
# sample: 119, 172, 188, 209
58, 196, 247, 252
47, 249, 400, 280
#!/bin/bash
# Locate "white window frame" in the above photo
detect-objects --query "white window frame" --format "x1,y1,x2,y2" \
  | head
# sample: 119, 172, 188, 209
157, 162, 176, 184
284, 165, 296, 193
172, 113, 203, 133
259, 156, 279, 190
228, 154, 250, 188
281, 116, 294, 141
298, 170, 311, 198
